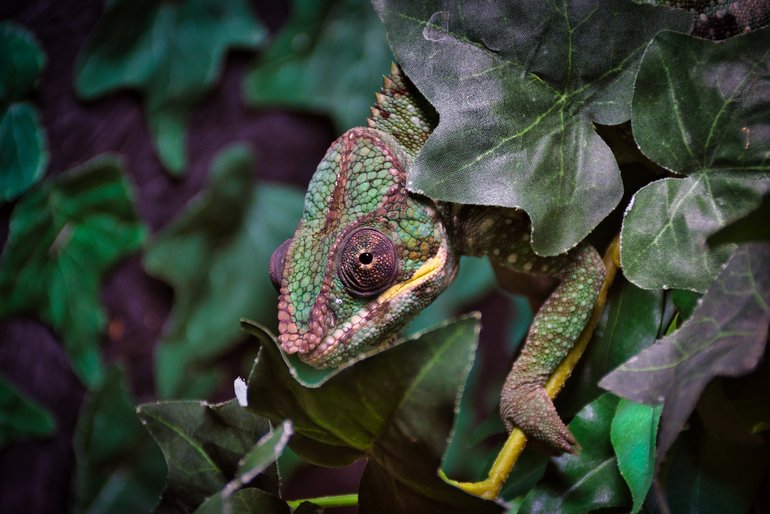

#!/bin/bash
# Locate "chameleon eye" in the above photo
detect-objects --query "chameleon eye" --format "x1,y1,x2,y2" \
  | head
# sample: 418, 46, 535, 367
269, 238, 292, 292
338, 228, 398, 298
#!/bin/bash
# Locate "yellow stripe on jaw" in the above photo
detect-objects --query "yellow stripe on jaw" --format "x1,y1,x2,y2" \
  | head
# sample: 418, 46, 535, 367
376, 242, 448, 304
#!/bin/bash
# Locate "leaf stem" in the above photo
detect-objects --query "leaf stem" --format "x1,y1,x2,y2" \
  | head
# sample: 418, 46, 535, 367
286, 493, 359, 510
446, 235, 622, 500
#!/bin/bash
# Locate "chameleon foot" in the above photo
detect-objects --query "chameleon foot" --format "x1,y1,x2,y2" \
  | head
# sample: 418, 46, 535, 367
500, 381, 577, 454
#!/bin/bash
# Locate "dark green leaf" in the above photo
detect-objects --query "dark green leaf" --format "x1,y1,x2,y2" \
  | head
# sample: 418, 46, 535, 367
75, 0, 266, 174
622, 27, 770, 291
600, 243, 770, 459
709, 192, 770, 245
610, 399, 661, 514
519, 393, 629, 514
374, 0, 689, 255
73, 366, 165, 514
244, 0, 392, 131
144, 145, 304, 398
0, 156, 146, 387
654, 427, 770, 514
560, 277, 663, 418
0, 374, 55, 447
137, 399, 279, 514
245, 315, 503, 513
670, 289, 700, 321
191, 421, 292, 514
0, 21, 44, 104
0, 22, 47, 201
194, 488, 289, 514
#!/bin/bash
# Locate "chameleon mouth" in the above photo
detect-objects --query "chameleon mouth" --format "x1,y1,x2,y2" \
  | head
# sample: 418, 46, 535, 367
301, 241, 449, 367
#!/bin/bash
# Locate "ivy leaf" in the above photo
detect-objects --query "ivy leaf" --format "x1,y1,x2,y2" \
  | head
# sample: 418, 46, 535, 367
137, 399, 280, 514
373, 0, 690, 255
622, 27, 770, 291
192, 421, 292, 514
610, 399, 662, 514
245, 315, 503, 514
708, 192, 770, 246
600, 243, 770, 460
144, 145, 304, 398
0, 374, 55, 447
519, 393, 629, 513
73, 366, 165, 514
0, 156, 146, 387
0, 22, 47, 202
654, 427, 770, 514
194, 488, 289, 514
244, 0, 392, 131
75, 0, 266, 175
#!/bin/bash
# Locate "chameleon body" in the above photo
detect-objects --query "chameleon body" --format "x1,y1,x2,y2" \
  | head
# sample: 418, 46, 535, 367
269, 64, 605, 452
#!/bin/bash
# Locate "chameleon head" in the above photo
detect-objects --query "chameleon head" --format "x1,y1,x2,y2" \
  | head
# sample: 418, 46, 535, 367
268, 127, 457, 367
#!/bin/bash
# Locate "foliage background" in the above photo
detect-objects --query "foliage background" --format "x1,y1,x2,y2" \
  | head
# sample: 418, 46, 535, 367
0, 1, 526, 511
1, 0, 769, 513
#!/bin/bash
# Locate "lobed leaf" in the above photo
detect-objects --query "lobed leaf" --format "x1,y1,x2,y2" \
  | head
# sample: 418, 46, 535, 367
0, 156, 146, 387
137, 399, 280, 514
144, 145, 304, 399
708, 192, 770, 246
622, 27, 770, 291
0, 22, 47, 201
244, 0, 393, 131
373, 0, 689, 255
245, 315, 503, 513
600, 243, 770, 460
654, 427, 770, 514
75, 0, 266, 174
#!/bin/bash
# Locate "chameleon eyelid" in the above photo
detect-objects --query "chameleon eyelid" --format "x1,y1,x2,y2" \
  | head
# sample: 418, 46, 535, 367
336, 227, 399, 298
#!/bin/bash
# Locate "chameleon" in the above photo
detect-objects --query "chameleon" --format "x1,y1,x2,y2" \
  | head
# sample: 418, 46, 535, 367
268, 64, 605, 454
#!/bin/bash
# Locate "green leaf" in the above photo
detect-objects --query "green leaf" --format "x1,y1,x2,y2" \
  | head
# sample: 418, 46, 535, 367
75, 0, 266, 174
373, 0, 689, 255
600, 243, 770, 459
654, 427, 770, 514
192, 421, 292, 514
708, 192, 770, 245
144, 145, 304, 398
519, 393, 629, 513
194, 488, 289, 514
610, 399, 661, 514
136, 399, 279, 514
622, 27, 770, 291
560, 277, 663, 418
73, 366, 165, 514
0, 156, 146, 387
0, 22, 47, 201
245, 315, 503, 513
0, 374, 55, 447
244, 0, 392, 131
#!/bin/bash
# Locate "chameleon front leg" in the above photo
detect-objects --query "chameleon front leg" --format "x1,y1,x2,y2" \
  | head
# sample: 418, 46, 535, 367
450, 205, 605, 452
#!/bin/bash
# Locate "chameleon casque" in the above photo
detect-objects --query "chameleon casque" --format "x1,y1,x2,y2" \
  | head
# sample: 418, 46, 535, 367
268, 64, 605, 453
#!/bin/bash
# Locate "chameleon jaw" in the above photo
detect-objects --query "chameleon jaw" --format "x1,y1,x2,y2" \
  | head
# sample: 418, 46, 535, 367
300, 240, 450, 367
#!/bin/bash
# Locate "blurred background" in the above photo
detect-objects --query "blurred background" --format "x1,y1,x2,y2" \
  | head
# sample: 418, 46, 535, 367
0, 1, 532, 512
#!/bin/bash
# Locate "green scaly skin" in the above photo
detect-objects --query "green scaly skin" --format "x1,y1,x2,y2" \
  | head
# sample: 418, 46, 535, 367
270, 64, 604, 453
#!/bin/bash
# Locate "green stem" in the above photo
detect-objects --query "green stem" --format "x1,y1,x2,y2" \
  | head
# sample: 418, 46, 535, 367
286, 493, 359, 510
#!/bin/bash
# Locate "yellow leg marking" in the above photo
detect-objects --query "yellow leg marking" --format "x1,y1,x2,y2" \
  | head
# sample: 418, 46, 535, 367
445, 236, 621, 500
